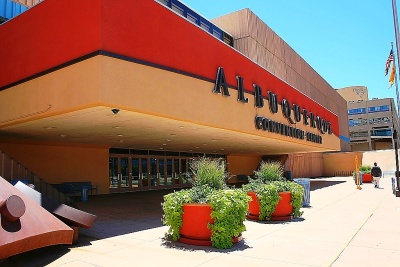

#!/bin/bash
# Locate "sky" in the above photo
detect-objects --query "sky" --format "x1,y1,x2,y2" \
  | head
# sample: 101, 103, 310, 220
182, 0, 398, 101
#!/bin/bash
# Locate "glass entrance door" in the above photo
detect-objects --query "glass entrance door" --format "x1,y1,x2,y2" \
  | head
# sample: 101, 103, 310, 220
141, 158, 149, 188
109, 154, 193, 192
149, 158, 157, 187
131, 157, 140, 188
158, 158, 166, 186
109, 156, 130, 193
109, 157, 119, 190
120, 157, 129, 189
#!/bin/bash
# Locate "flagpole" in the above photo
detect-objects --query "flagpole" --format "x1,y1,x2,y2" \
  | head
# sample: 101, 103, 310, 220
392, 1, 400, 113
391, 0, 400, 195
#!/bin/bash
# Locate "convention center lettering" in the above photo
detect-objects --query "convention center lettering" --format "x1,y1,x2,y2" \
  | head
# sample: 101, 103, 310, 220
212, 67, 333, 144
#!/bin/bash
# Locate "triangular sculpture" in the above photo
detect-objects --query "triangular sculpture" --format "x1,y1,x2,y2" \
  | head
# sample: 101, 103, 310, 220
0, 176, 73, 259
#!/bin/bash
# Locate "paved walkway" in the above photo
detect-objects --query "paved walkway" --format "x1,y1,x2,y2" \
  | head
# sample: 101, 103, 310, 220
1, 176, 400, 267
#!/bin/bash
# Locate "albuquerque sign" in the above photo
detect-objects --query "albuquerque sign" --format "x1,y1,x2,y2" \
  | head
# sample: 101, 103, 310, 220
213, 67, 333, 144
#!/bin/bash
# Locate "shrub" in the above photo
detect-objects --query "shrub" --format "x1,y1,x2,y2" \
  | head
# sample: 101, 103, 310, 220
359, 165, 372, 174
242, 161, 303, 220
253, 160, 285, 183
189, 157, 228, 190
162, 157, 250, 249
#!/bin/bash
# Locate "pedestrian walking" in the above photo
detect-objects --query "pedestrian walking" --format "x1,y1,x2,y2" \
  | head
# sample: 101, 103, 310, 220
370, 162, 382, 188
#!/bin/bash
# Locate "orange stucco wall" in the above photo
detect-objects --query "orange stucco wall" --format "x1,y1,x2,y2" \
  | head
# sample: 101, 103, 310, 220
100, 56, 340, 151
0, 56, 340, 152
0, 141, 109, 194
0, 57, 101, 125
227, 155, 261, 176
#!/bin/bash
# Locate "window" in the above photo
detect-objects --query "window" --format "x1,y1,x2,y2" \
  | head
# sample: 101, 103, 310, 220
368, 105, 390, 113
157, 0, 234, 46
370, 129, 392, 137
200, 21, 210, 32
212, 28, 222, 39
348, 108, 366, 115
348, 118, 368, 126
186, 11, 198, 24
171, 2, 184, 15
350, 131, 368, 138
369, 117, 391, 125
157, 0, 169, 5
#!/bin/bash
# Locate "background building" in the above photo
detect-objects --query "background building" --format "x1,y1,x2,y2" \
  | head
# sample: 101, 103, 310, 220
337, 86, 400, 151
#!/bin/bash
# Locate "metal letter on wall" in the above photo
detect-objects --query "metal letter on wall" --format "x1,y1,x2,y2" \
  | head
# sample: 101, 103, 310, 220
236, 76, 248, 103
254, 84, 264, 108
213, 67, 230, 96
293, 104, 301, 123
268, 91, 278, 113
281, 99, 294, 124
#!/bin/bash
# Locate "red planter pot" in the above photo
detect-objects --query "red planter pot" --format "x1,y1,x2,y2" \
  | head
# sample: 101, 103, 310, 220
178, 203, 242, 246
362, 173, 373, 183
179, 203, 213, 245
247, 191, 293, 221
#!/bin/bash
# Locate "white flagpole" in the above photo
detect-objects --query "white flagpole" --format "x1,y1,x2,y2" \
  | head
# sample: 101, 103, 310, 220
392, 0, 400, 113
391, 0, 400, 195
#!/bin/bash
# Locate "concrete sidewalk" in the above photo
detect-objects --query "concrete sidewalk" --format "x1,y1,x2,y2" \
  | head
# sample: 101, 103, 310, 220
1, 176, 400, 267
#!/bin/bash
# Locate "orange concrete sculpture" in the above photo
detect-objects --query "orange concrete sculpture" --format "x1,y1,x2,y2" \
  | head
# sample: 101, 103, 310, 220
0, 177, 74, 260
14, 181, 96, 228
14, 181, 96, 243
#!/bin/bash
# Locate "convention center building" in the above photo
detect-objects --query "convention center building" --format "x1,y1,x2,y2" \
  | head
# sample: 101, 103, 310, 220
0, 0, 350, 194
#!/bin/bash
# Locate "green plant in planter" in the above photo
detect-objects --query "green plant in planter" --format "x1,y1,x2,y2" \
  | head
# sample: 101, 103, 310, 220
242, 161, 304, 220
189, 157, 227, 190
353, 165, 372, 182
161, 157, 251, 249
242, 181, 280, 220
162, 188, 193, 241
272, 181, 304, 218
208, 189, 249, 248
359, 165, 372, 173
254, 160, 285, 183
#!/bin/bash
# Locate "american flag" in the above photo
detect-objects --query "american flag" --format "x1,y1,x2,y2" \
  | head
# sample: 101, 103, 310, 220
385, 48, 394, 76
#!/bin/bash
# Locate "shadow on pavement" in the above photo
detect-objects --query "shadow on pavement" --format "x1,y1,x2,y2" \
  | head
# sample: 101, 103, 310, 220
0, 245, 71, 267
310, 179, 346, 191
74, 189, 179, 240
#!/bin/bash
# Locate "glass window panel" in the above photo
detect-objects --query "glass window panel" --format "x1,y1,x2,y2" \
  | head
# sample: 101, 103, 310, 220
141, 158, 148, 187
166, 159, 173, 185
120, 157, 129, 188
150, 158, 157, 186
109, 157, 118, 188
158, 158, 165, 186
368, 105, 390, 113
348, 108, 366, 115
132, 158, 139, 188
174, 159, 180, 184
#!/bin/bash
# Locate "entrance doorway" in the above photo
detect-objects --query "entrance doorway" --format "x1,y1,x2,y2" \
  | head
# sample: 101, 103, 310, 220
109, 154, 190, 192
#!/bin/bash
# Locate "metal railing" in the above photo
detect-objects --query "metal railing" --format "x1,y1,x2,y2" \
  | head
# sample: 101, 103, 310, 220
332, 170, 353, 177
0, 150, 73, 205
